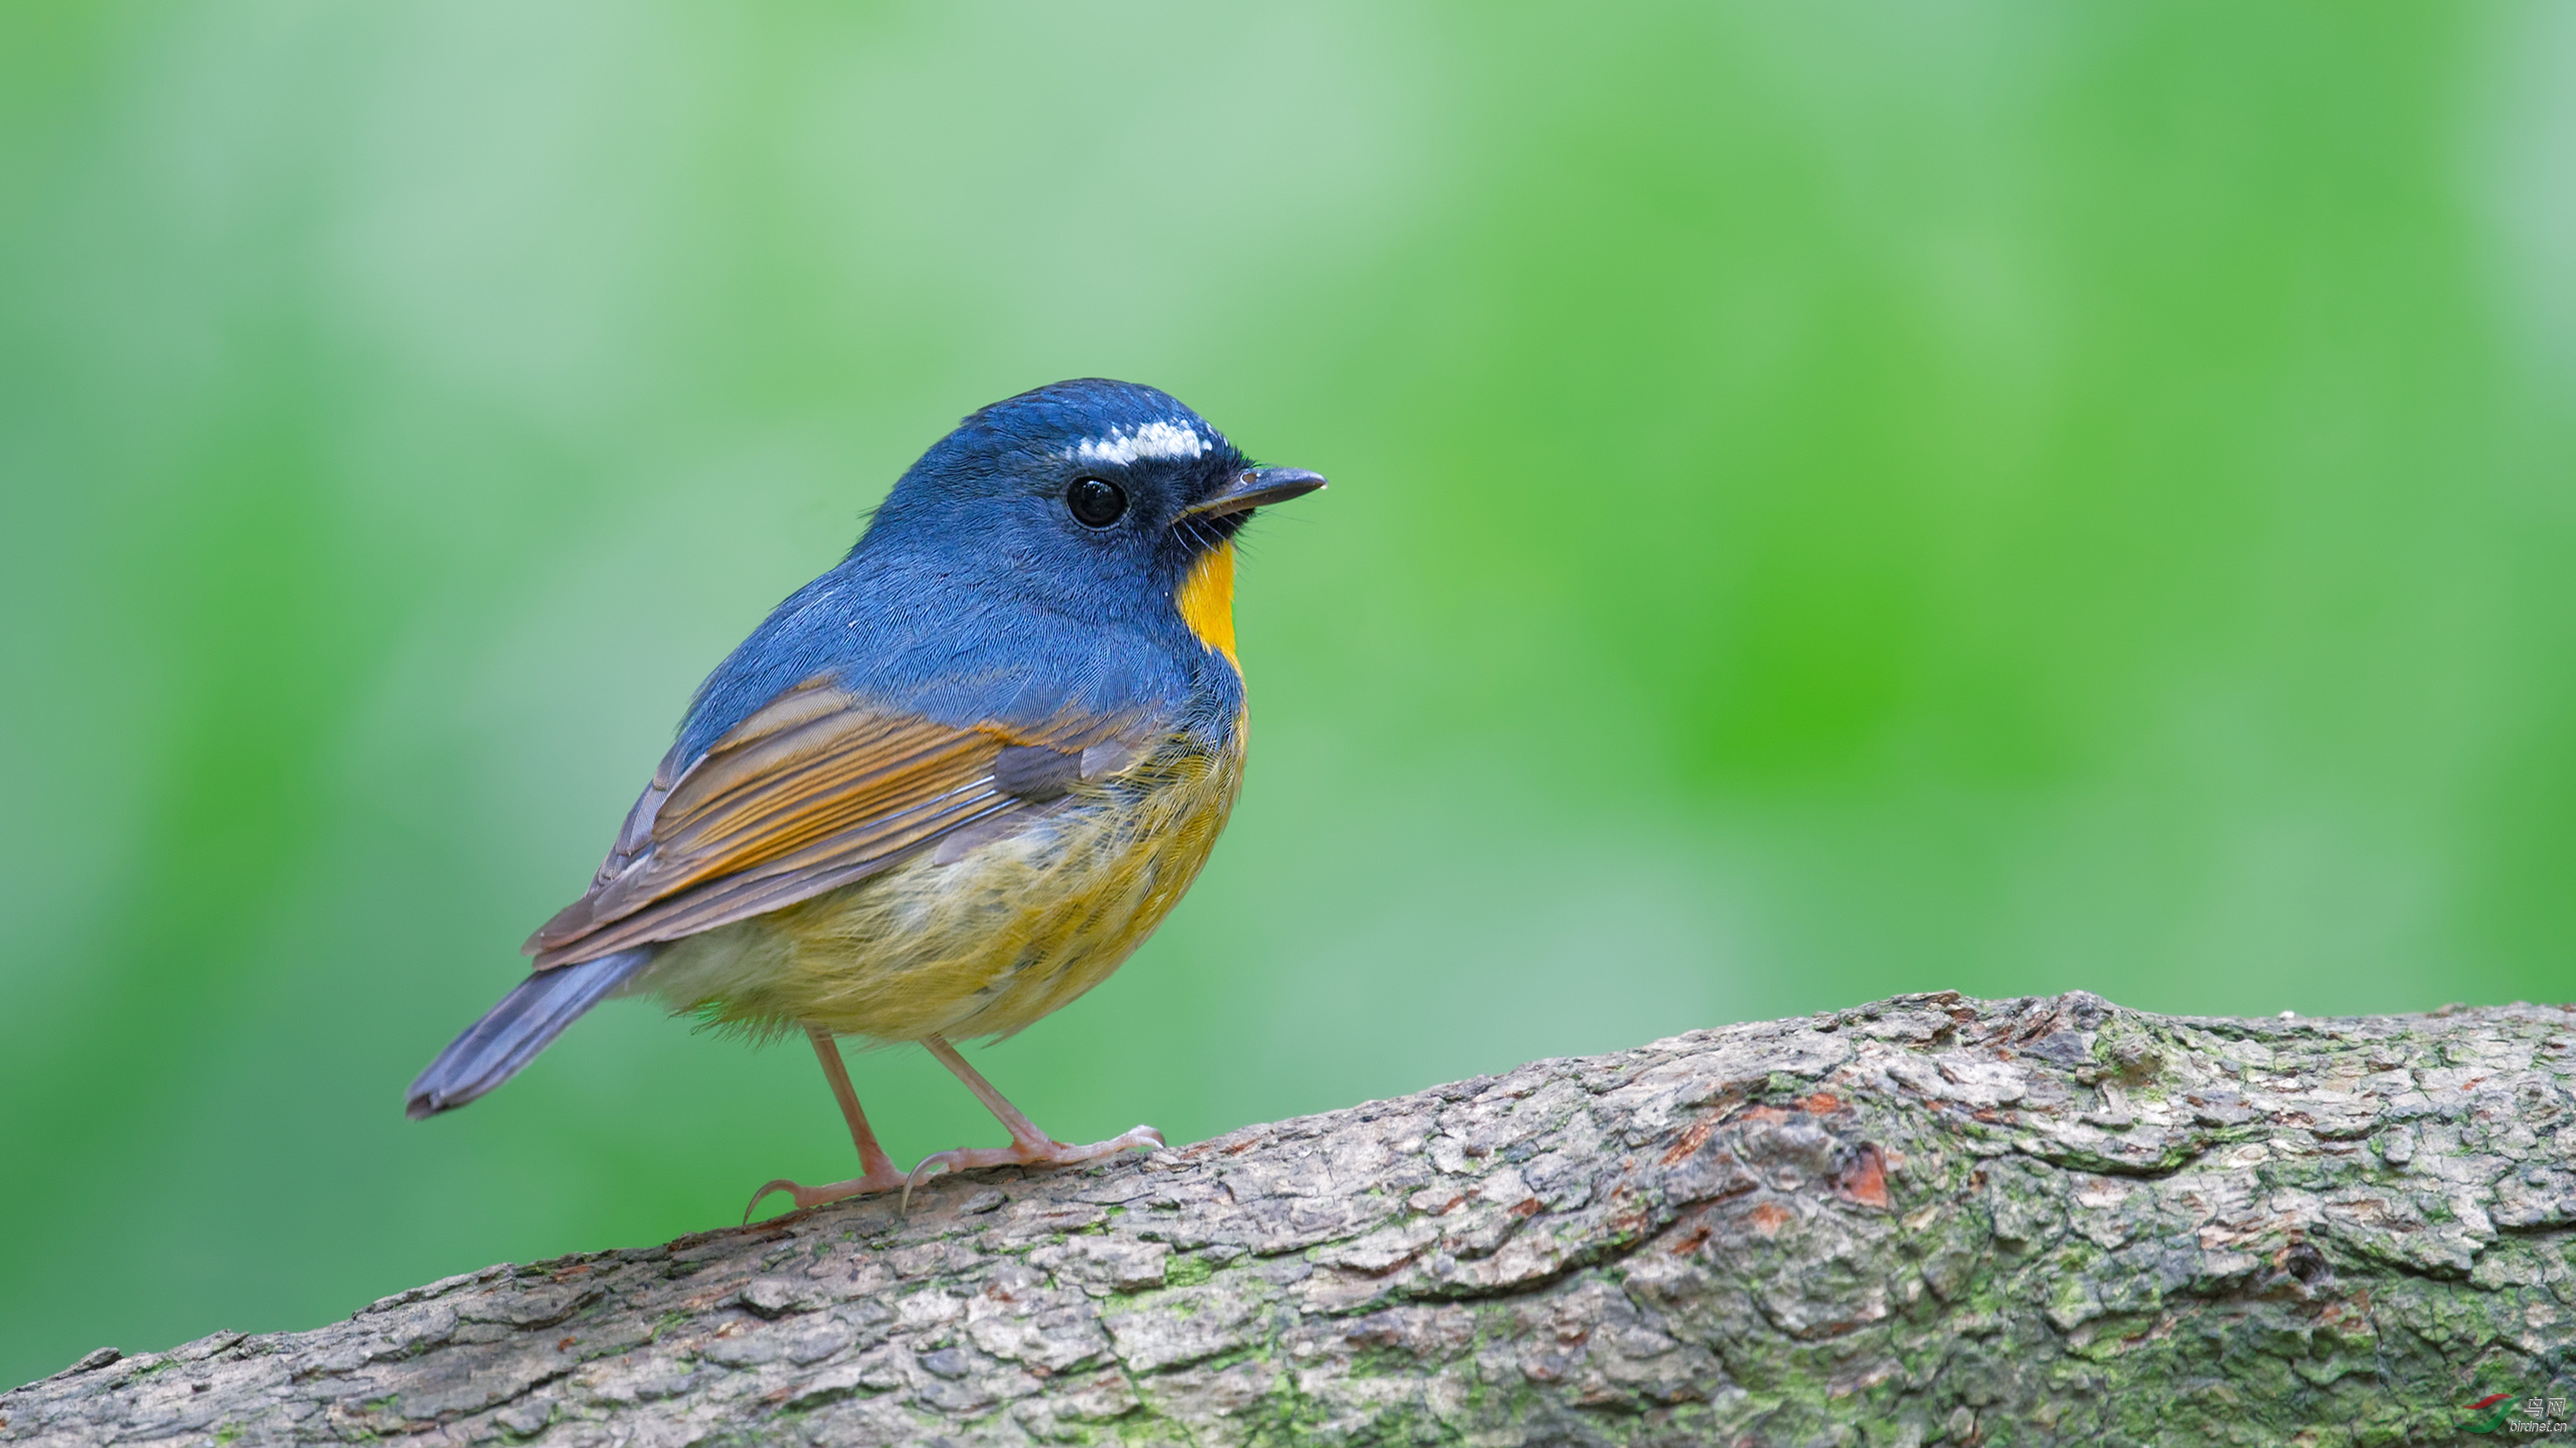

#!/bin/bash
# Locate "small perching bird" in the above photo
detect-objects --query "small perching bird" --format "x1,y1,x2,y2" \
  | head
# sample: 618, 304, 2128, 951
405, 380, 1325, 1216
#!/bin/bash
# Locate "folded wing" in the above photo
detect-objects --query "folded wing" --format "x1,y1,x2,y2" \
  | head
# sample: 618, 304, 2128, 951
526, 677, 1141, 967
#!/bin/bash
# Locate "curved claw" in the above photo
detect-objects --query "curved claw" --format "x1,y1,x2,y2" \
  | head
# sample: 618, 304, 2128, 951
897, 1124, 1167, 1215
743, 1178, 801, 1225
742, 1167, 910, 1223
901, 1154, 957, 1218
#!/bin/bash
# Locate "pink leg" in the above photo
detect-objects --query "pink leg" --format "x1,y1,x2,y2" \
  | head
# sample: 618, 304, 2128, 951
905, 1033, 1162, 1207
744, 1026, 910, 1221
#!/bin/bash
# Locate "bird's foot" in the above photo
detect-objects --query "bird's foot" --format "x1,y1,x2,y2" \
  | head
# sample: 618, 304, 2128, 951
902, 1124, 1164, 1213
743, 1161, 910, 1223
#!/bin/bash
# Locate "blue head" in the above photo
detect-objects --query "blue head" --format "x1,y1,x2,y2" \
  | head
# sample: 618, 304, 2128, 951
862, 378, 1318, 618
675, 379, 1325, 757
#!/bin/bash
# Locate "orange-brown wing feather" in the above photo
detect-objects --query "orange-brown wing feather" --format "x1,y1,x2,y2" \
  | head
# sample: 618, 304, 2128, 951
526, 677, 1131, 967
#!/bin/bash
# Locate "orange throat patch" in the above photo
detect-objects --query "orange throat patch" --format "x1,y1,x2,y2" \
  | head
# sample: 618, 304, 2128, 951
1176, 542, 1238, 667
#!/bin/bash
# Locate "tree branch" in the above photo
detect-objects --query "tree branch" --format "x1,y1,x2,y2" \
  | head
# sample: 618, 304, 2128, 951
9, 991, 2575, 1446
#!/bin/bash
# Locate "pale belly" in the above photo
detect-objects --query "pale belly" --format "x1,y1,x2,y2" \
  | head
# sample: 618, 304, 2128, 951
631, 726, 1245, 1042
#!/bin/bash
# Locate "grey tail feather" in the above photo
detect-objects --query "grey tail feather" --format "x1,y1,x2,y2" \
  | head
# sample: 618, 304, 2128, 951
406, 948, 655, 1120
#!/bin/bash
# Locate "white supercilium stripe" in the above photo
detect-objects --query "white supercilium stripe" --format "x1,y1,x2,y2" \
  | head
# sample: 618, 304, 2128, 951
1068, 420, 1210, 467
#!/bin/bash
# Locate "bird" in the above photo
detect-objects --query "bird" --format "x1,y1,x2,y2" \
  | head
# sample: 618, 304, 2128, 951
404, 378, 1324, 1218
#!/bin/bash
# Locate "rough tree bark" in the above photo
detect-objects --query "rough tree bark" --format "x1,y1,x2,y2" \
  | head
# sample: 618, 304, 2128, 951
8, 991, 2576, 1446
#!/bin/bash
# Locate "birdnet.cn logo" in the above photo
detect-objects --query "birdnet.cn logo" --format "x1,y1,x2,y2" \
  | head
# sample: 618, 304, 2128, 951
2462, 1390, 2573, 1435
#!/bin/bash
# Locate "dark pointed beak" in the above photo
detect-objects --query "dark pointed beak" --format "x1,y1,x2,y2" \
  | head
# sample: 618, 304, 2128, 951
1179, 467, 1328, 520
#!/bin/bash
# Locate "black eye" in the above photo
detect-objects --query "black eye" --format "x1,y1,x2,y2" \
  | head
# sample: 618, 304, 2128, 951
1066, 477, 1128, 529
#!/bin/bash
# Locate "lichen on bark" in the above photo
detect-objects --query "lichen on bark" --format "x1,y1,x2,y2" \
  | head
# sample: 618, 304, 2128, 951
7, 992, 2574, 1446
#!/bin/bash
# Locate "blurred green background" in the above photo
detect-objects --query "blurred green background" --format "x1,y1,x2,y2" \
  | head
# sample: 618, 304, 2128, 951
5, 0, 2574, 1387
